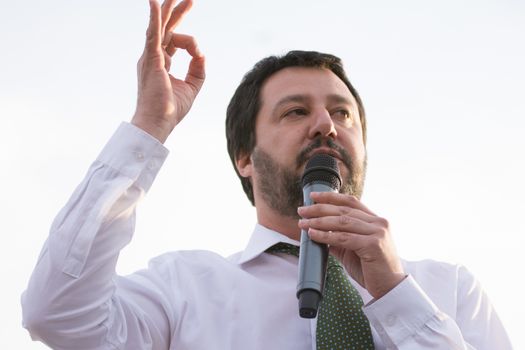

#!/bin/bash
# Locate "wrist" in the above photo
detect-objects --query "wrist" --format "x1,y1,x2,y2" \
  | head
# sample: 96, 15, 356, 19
370, 272, 407, 299
131, 114, 172, 144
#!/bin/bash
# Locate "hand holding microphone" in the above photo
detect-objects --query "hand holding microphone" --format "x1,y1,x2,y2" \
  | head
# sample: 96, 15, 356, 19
297, 156, 406, 304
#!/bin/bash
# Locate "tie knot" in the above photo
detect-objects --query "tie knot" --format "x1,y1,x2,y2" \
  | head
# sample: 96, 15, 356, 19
266, 242, 299, 257
327, 254, 344, 270
268, 243, 343, 270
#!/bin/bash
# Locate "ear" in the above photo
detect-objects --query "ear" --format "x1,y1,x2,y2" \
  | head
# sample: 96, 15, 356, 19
235, 151, 253, 178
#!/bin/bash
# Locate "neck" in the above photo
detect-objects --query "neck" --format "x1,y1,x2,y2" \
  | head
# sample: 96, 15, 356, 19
256, 203, 302, 241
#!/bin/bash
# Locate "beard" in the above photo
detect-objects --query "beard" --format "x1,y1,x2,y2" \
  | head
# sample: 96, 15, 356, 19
251, 136, 367, 219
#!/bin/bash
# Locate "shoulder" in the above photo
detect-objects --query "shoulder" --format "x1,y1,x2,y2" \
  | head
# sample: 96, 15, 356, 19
118, 250, 241, 296
401, 258, 482, 313
402, 258, 480, 293
402, 258, 474, 283
148, 249, 236, 275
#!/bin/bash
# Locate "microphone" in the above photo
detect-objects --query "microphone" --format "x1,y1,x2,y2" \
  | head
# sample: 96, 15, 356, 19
297, 154, 342, 318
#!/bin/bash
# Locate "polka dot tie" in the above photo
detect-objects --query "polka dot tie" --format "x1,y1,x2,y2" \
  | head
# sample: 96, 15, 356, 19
268, 243, 375, 349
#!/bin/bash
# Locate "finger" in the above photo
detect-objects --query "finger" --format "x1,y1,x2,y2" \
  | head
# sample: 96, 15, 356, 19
164, 33, 178, 56
298, 215, 377, 236
165, 0, 193, 34
163, 51, 172, 71
165, 33, 202, 57
145, 0, 163, 53
185, 55, 206, 93
166, 45, 177, 57
160, 0, 178, 32
310, 192, 377, 216
163, 32, 205, 90
308, 228, 369, 251
298, 203, 376, 223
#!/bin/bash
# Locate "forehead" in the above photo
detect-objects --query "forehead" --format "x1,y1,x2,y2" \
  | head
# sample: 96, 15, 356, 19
259, 67, 355, 107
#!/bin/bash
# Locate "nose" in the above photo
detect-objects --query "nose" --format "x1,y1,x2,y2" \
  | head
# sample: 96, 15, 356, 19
307, 108, 337, 139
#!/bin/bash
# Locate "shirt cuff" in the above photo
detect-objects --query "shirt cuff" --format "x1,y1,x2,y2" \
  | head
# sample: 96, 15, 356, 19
363, 275, 440, 346
97, 122, 169, 191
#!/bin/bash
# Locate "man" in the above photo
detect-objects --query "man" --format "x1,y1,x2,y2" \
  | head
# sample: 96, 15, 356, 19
22, 0, 511, 349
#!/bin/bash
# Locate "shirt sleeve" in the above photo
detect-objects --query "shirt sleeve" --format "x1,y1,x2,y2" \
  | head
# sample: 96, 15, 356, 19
363, 270, 513, 349
21, 122, 171, 350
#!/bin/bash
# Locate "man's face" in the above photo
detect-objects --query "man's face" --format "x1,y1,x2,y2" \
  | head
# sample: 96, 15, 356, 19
246, 67, 367, 218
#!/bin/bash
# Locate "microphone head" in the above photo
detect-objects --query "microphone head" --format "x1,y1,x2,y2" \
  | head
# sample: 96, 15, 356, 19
301, 154, 342, 191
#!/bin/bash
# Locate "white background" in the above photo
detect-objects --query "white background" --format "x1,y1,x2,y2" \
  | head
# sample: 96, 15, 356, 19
1, 0, 523, 348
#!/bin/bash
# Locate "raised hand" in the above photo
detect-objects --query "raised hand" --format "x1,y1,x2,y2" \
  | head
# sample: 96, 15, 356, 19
132, 0, 205, 143
298, 192, 406, 299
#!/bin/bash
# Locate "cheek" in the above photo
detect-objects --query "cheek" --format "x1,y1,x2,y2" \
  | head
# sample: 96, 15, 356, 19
354, 145, 366, 164
337, 132, 366, 167
260, 126, 305, 149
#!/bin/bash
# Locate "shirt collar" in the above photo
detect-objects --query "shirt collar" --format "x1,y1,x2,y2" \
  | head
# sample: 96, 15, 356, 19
234, 223, 375, 304
236, 223, 300, 265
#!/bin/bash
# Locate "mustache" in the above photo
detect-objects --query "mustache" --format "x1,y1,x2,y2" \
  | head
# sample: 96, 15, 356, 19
295, 136, 353, 171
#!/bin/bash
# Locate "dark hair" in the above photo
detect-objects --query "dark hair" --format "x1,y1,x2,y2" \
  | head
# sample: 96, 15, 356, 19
225, 50, 366, 205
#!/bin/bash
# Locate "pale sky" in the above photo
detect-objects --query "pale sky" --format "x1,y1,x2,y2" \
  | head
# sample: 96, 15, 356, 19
1, 0, 524, 348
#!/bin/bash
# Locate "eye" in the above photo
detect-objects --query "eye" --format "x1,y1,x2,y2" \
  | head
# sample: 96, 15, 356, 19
331, 109, 352, 122
283, 108, 308, 119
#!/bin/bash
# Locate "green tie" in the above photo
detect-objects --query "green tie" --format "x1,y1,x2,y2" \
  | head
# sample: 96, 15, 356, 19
268, 243, 375, 349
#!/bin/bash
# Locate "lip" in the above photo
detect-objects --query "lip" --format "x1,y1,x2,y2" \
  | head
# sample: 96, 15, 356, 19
308, 148, 342, 162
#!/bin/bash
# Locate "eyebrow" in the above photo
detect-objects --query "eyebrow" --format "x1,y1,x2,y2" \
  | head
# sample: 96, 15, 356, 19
271, 94, 310, 116
271, 93, 354, 115
326, 94, 353, 106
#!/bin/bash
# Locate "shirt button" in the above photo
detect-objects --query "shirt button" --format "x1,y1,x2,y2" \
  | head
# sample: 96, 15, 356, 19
385, 314, 396, 327
134, 151, 144, 161
148, 161, 156, 170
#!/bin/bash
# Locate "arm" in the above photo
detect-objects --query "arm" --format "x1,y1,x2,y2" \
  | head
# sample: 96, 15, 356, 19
362, 269, 512, 349
22, 123, 171, 349
21, 0, 205, 348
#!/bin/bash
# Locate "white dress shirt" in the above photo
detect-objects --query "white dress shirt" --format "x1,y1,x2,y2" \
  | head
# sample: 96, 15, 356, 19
22, 122, 512, 350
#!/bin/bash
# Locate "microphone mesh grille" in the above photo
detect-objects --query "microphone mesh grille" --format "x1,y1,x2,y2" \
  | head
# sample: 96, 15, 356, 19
301, 154, 342, 190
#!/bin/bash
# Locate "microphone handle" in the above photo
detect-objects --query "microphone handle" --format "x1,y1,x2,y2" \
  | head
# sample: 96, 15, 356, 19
297, 181, 335, 318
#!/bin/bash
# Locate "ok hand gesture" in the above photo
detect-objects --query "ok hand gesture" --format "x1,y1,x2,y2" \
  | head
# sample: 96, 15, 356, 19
132, 0, 205, 143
